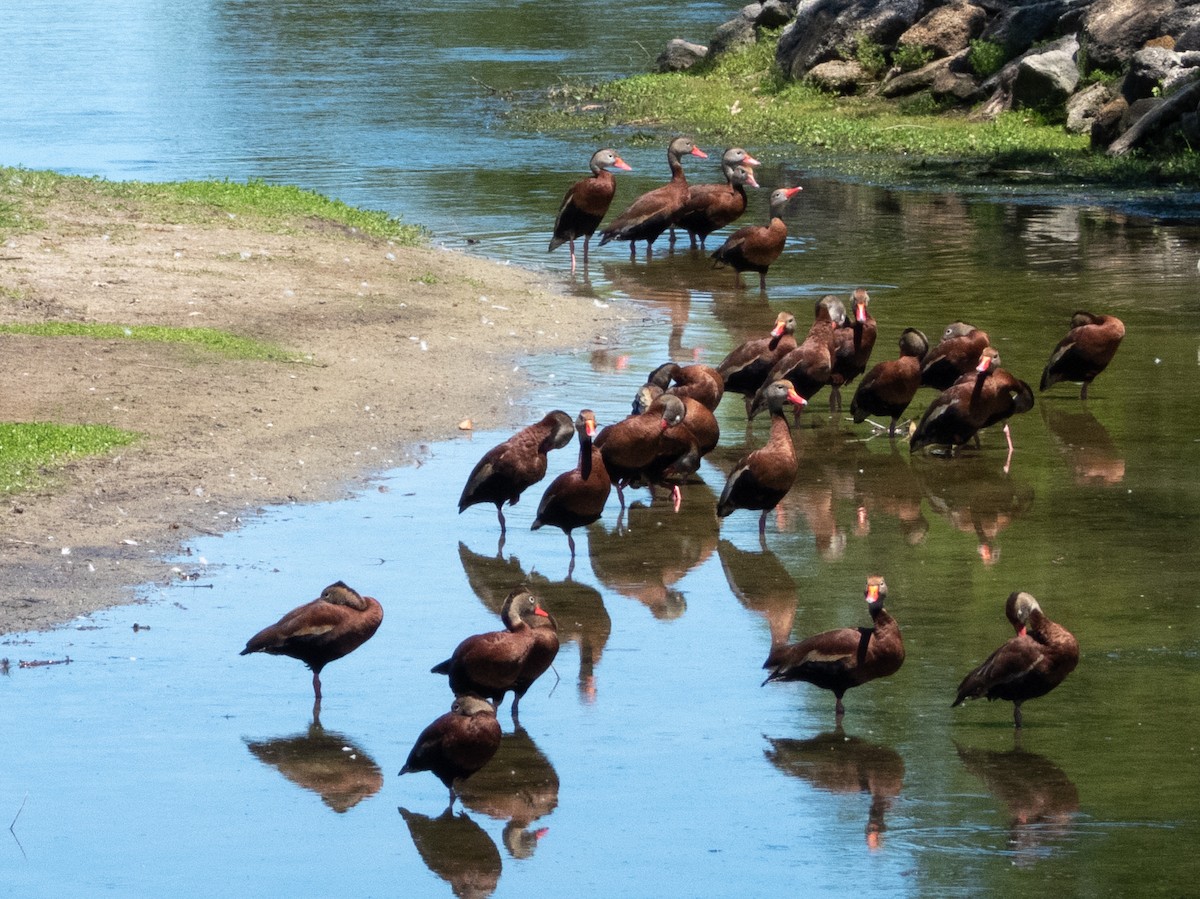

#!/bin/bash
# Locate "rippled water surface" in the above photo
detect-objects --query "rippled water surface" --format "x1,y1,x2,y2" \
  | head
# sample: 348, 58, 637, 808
4, 1, 1200, 896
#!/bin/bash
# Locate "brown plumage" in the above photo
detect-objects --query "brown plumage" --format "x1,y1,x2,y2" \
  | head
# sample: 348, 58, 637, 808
829, 288, 878, 412
920, 321, 991, 390
595, 393, 686, 509
458, 411, 575, 533
240, 581, 383, 707
1039, 311, 1126, 399
511, 601, 561, 719
851, 328, 929, 436
399, 695, 503, 809
629, 384, 710, 512
710, 185, 802, 289
674, 148, 761, 249
532, 410, 611, 562
430, 587, 553, 714
751, 295, 847, 418
598, 136, 707, 257
911, 347, 1035, 467
717, 380, 806, 536
646, 361, 725, 412
549, 148, 631, 274
762, 575, 904, 718
718, 311, 799, 417
953, 591, 1079, 728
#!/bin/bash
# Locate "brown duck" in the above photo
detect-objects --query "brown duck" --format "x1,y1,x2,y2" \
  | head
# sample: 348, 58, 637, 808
532, 410, 611, 562
953, 591, 1079, 728
241, 581, 383, 710
850, 328, 929, 437
762, 575, 904, 718
598, 136, 707, 257
920, 321, 991, 390
549, 148, 632, 273
1039, 310, 1126, 399
674, 148, 761, 249
710, 185, 802, 289
829, 288, 878, 413
595, 393, 686, 509
399, 695, 502, 809
718, 311, 799, 417
458, 411, 575, 534
751, 295, 847, 419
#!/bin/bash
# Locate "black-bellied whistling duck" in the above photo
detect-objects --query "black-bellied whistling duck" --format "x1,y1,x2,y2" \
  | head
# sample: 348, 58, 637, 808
911, 347, 1034, 471
920, 321, 991, 390
711, 185, 802, 289
630, 383, 708, 512
717, 380, 806, 536
718, 311, 799, 417
511, 598, 560, 720
953, 591, 1079, 728
851, 328, 929, 437
532, 410, 611, 564
430, 586, 551, 713
241, 581, 383, 713
598, 136, 707, 257
829, 288, 878, 412
549, 148, 632, 274
399, 695, 502, 809
458, 411, 575, 535
646, 361, 725, 412
674, 147, 761, 249
751, 295, 846, 420
762, 575, 904, 718
1039, 311, 1126, 400
595, 393, 686, 509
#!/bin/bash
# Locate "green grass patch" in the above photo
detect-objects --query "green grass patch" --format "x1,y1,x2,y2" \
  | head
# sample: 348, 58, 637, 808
0, 167, 428, 244
520, 35, 1200, 187
0, 321, 299, 361
0, 422, 137, 494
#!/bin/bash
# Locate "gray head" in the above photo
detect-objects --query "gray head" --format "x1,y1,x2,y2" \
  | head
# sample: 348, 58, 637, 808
668, 136, 707, 163
767, 185, 803, 216
589, 148, 632, 175
451, 695, 498, 718
652, 393, 687, 429
546, 411, 576, 450
728, 165, 760, 189
817, 295, 847, 327
1005, 591, 1042, 630
940, 321, 977, 342
899, 328, 929, 358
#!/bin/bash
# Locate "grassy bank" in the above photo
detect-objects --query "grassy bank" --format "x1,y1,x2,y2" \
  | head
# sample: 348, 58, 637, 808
0, 423, 137, 494
526, 34, 1200, 185
0, 167, 428, 243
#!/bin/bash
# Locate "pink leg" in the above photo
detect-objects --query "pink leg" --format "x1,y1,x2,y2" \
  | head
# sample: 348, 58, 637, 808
569, 239, 577, 274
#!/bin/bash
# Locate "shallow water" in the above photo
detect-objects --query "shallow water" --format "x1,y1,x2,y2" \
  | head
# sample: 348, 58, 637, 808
4, 1, 1200, 896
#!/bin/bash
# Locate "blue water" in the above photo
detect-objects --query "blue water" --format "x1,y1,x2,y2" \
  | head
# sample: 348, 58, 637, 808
4, 1, 1200, 896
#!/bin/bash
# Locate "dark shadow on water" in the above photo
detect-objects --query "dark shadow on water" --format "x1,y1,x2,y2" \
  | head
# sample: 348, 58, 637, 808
955, 740, 1080, 866
717, 537, 798, 651
456, 725, 559, 860
587, 483, 718, 620
399, 806, 502, 899
764, 728, 905, 850
244, 719, 383, 813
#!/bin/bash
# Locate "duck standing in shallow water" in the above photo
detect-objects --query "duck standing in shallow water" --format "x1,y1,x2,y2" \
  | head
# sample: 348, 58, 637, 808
829, 288, 877, 413
531, 410, 611, 566
673, 147, 761, 249
400, 695, 502, 810
549, 148, 632, 274
953, 591, 1079, 728
762, 575, 904, 718
598, 136, 707, 258
1039, 311, 1125, 400
240, 581, 383, 714
710, 185, 802, 290
850, 327, 929, 437
458, 411, 575, 536
717, 380, 806, 537
920, 322, 991, 391
718, 311, 799, 418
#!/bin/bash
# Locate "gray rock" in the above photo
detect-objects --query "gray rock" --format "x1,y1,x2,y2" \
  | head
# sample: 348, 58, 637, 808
897, 1, 987, 59
807, 59, 872, 93
776, 0, 924, 80
1109, 80, 1200, 155
657, 38, 709, 73
1122, 46, 1182, 102
881, 51, 959, 97
1163, 65, 1200, 96
1011, 36, 1080, 110
757, 0, 793, 29
1082, 0, 1176, 72
711, 10, 759, 57
978, 0, 1090, 57
1065, 81, 1115, 133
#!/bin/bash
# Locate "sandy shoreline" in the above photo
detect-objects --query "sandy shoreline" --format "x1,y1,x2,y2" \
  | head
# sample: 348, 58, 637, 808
0, 194, 628, 634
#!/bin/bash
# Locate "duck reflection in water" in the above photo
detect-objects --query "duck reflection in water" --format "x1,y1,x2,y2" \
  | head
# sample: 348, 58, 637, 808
915, 453, 1034, 565
457, 725, 559, 860
458, 541, 611, 705
717, 537, 797, 649
956, 741, 1079, 865
244, 718, 383, 814
1041, 402, 1126, 486
851, 445, 929, 546
398, 806, 501, 899
764, 728, 905, 850
588, 488, 718, 620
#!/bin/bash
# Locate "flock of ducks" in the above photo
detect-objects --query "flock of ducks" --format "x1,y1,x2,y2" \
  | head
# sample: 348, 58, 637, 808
239, 142, 1127, 808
